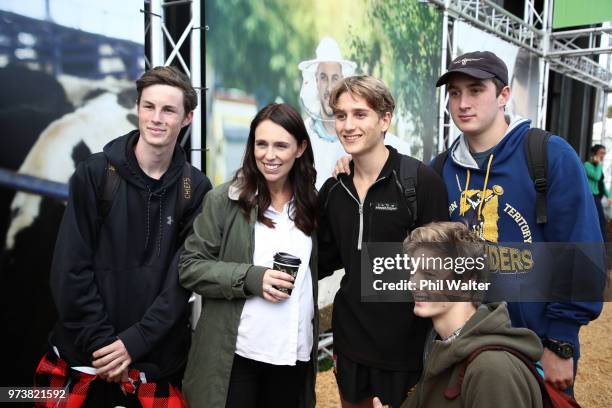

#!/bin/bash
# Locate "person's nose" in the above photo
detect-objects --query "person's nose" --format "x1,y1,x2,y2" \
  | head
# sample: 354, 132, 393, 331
344, 114, 356, 131
152, 108, 163, 123
459, 94, 471, 111
264, 146, 276, 160
325, 79, 333, 94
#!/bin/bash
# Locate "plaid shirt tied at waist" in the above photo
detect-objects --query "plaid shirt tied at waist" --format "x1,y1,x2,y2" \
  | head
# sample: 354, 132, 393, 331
33, 351, 186, 408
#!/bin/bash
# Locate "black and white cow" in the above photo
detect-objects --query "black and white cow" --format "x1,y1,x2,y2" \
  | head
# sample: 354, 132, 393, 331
0, 65, 74, 245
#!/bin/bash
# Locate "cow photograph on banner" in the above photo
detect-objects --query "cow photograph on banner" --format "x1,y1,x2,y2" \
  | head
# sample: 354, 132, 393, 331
204, 0, 442, 325
0, 0, 144, 386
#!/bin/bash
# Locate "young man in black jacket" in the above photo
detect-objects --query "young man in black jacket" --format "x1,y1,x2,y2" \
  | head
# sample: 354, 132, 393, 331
318, 75, 449, 408
34, 66, 211, 406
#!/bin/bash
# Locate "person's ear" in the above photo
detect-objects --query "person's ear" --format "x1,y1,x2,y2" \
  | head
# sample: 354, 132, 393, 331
498, 85, 511, 108
380, 112, 392, 132
296, 140, 307, 158
182, 110, 194, 127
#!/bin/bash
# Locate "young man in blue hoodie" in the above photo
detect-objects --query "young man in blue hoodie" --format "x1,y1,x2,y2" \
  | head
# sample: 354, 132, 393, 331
433, 51, 603, 395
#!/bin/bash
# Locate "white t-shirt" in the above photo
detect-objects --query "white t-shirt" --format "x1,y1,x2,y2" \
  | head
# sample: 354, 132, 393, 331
235, 201, 314, 365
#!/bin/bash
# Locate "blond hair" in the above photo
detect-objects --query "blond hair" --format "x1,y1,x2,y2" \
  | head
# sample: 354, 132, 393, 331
329, 75, 395, 117
404, 222, 489, 304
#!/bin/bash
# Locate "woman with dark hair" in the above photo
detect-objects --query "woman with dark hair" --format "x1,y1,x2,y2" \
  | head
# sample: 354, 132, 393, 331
178, 103, 319, 408
584, 144, 610, 240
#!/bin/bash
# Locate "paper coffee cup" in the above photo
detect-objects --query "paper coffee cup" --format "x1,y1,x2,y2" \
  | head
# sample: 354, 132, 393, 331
273, 252, 301, 295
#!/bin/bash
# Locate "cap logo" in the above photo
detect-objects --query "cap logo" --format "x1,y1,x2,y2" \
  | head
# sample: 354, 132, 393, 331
454, 57, 483, 66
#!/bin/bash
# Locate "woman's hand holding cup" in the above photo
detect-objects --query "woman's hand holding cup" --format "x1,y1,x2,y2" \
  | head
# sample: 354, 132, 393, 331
262, 269, 294, 303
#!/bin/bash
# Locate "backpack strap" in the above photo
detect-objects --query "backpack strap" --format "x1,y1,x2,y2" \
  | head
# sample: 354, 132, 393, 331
98, 163, 121, 221
443, 345, 555, 408
432, 150, 449, 178
524, 128, 551, 224
399, 155, 420, 228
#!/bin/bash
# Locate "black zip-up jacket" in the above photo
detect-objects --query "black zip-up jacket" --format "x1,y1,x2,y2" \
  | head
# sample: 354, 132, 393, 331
318, 146, 449, 371
50, 130, 211, 381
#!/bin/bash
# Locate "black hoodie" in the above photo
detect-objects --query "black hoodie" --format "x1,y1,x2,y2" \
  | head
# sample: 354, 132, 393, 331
318, 146, 449, 371
50, 130, 211, 381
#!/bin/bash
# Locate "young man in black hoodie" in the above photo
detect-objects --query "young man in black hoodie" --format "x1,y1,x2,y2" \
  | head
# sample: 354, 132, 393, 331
318, 75, 448, 408
34, 66, 211, 406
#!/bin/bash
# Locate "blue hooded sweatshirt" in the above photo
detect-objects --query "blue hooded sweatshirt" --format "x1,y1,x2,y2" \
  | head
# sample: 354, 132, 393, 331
434, 118, 603, 359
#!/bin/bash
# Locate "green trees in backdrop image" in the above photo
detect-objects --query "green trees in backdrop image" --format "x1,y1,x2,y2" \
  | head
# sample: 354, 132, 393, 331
349, 0, 441, 160
205, 0, 317, 107
206, 0, 441, 160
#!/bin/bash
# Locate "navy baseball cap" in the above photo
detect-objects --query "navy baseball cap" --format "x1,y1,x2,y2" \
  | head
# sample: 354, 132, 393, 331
435, 51, 508, 87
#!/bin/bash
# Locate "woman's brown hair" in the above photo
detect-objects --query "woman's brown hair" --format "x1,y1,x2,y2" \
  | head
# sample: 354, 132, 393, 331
234, 103, 318, 235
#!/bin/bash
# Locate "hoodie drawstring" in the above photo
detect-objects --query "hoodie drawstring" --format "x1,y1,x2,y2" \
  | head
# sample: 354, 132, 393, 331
144, 192, 152, 250
462, 153, 494, 221
157, 189, 165, 257
478, 154, 494, 220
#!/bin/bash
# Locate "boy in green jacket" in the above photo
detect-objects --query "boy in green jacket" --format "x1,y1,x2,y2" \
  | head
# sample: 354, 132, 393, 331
375, 222, 544, 408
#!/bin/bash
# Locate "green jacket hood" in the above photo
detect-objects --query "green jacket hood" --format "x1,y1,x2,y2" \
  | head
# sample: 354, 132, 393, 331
424, 302, 543, 379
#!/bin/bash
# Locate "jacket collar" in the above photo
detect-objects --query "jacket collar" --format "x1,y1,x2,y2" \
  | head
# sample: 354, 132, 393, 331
228, 179, 242, 201
345, 145, 400, 182
228, 173, 258, 201
379, 145, 401, 179
449, 117, 530, 170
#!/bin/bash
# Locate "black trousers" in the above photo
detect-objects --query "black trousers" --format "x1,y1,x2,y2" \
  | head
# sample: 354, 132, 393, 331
81, 380, 142, 408
334, 352, 420, 408
225, 354, 309, 408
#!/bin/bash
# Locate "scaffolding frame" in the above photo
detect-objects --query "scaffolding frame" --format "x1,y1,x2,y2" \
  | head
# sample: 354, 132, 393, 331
428, 0, 612, 149
143, 0, 204, 327
143, 0, 203, 170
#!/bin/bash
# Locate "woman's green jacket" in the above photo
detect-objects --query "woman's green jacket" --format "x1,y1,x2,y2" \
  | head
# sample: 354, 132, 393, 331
179, 180, 319, 408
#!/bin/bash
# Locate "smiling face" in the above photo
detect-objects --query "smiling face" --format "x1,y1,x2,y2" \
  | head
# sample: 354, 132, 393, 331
411, 284, 453, 319
316, 62, 343, 118
409, 251, 454, 319
447, 74, 509, 139
137, 84, 192, 150
254, 119, 307, 190
333, 92, 390, 157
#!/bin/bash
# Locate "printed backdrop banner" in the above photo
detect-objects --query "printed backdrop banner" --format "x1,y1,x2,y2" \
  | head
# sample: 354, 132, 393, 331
452, 21, 541, 143
0, 0, 144, 386
205, 0, 443, 188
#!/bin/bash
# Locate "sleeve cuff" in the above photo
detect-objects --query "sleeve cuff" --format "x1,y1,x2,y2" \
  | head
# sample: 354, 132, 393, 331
86, 337, 115, 359
118, 326, 148, 362
244, 265, 267, 297
546, 319, 580, 346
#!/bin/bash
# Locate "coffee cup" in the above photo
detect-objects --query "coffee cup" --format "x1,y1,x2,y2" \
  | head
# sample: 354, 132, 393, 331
273, 252, 301, 295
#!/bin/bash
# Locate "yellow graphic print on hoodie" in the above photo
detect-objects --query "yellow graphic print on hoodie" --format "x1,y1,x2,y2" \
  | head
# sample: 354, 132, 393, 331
460, 185, 503, 242
458, 154, 503, 243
